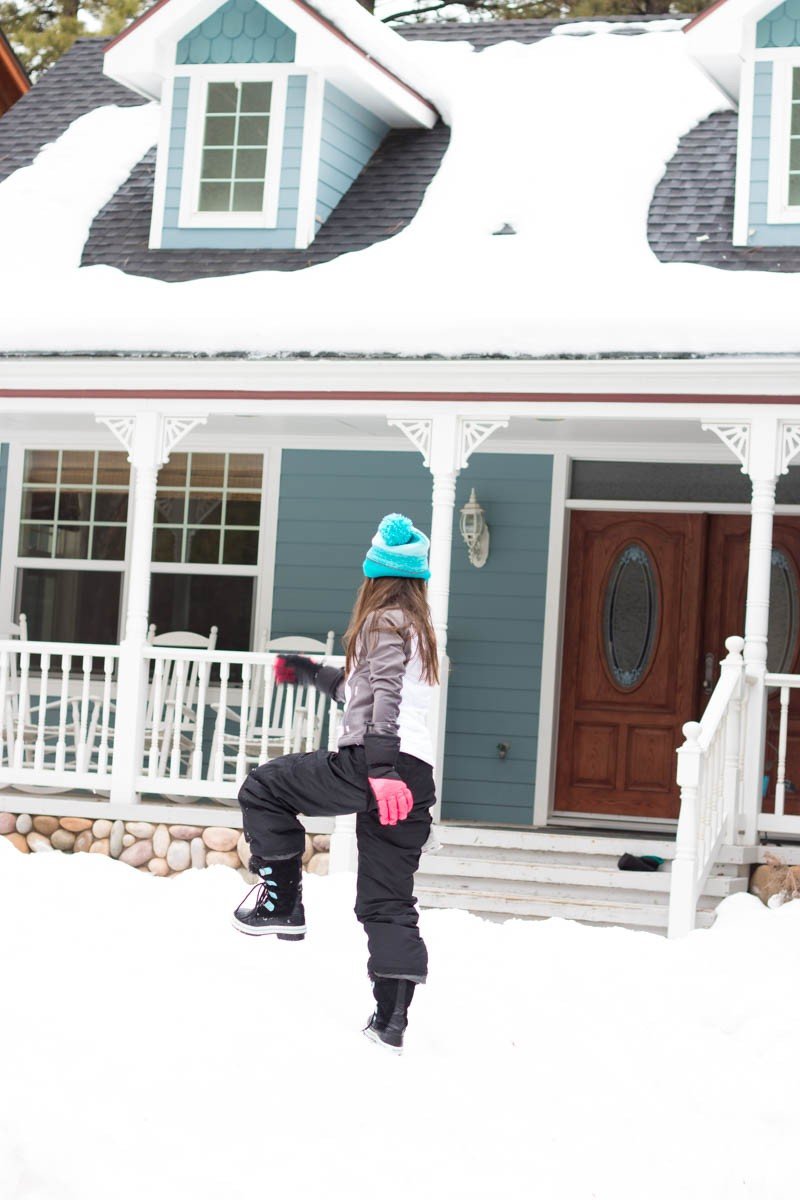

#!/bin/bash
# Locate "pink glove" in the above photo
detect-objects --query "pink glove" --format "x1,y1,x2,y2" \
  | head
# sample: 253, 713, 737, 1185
369, 777, 414, 826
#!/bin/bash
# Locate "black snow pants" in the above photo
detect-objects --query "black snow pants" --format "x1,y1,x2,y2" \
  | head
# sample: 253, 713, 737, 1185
238, 745, 434, 982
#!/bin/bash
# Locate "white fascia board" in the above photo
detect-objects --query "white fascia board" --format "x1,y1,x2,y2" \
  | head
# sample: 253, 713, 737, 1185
104, 0, 437, 125
7, 356, 800, 409
733, 54, 755, 243
684, 0, 792, 101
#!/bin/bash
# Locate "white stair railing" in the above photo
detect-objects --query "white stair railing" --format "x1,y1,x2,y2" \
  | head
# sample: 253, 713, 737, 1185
668, 635, 746, 938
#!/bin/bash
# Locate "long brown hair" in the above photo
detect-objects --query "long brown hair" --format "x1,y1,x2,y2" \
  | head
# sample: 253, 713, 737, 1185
343, 577, 439, 685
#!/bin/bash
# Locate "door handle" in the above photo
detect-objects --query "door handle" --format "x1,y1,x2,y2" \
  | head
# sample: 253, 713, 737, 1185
702, 652, 717, 696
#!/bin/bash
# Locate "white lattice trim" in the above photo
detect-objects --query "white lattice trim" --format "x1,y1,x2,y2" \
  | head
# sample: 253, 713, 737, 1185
388, 419, 432, 467
780, 423, 800, 475
162, 417, 207, 463
701, 422, 750, 474
96, 416, 136, 459
458, 419, 509, 469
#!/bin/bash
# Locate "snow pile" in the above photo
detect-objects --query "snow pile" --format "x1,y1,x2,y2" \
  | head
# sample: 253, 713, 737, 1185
3, 23, 800, 355
1, 835, 798, 1200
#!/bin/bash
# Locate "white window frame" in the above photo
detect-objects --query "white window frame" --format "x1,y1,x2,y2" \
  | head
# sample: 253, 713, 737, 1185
178, 65, 290, 231
0, 443, 277, 653
766, 56, 800, 223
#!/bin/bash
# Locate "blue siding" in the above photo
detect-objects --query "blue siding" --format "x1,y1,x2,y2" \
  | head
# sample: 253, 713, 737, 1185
0, 445, 7, 561
747, 60, 800, 244
161, 74, 305, 250
757, 0, 800, 47
316, 83, 387, 226
176, 0, 295, 64
270, 450, 552, 826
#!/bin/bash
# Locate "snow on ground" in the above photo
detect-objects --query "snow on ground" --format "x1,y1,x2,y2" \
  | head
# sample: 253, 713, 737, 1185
0, 835, 798, 1200
4, 21, 800, 357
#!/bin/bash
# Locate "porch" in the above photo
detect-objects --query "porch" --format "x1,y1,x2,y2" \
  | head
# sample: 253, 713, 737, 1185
1, 369, 800, 933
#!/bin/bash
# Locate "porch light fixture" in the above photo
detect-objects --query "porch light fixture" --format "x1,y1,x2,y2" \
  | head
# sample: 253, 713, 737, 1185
459, 488, 490, 568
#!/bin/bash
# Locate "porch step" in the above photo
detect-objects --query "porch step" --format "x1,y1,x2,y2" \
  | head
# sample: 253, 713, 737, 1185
416, 826, 749, 934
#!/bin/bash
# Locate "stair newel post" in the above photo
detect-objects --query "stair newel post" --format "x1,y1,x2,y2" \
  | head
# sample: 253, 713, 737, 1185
721, 635, 745, 843
99, 413, 207, 805
668, 721, 703, 939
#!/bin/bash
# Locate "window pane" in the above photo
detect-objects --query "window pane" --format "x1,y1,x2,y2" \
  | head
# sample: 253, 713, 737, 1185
201, 148, 234, 180
204, 115, 235, 146
207, 82, 237, 113
225, 496, 261, 525
18, 525, 53, 557
94, 492, 128, 522
96, 452, 130, 489
190, 454, 225, 489
187, 495, 223, 525
232, 181, 264, 211
792, 106, 800, 137
159, 454, 187, 489
238, 115, 269, 145
21, 491, 56, 520
240, 82, 271, 113
789, 174, 800, 206
18, 568, 122, 644
793, 68, 800, 100
57, 491, 92, 521
24, 450, 58, 486
155, 492, 186, 524
199, 181, 231, 212
186, 527, 220, 563
153, 528, 183, 562
791, 140, 800, 172
149, 574, 254, 651
91, 526, 126, 561
61, 451, 94, 486
228, 455, 262, 489
235, 147, 267, 179
223, 529, 259, 565
55, 526, 89, 558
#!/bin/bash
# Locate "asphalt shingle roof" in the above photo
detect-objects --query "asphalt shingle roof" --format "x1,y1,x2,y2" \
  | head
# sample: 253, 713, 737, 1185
4, 19, 800, 281
648, 108, 800, 272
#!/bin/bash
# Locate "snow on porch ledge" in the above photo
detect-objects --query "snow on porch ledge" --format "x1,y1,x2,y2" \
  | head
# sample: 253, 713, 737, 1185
6, 21, 800, 356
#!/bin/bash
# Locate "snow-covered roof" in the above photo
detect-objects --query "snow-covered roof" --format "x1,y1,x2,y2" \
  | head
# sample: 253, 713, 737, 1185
4, 16, 800, 358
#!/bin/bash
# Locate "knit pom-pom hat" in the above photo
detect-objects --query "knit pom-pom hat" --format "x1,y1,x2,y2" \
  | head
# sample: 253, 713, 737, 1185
363, 513, 431, 580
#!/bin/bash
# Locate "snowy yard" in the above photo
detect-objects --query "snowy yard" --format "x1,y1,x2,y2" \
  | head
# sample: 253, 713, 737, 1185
0, 835, 797, 1200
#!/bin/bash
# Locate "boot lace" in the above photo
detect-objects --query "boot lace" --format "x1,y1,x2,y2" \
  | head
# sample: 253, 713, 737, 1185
236, 867, 279, 917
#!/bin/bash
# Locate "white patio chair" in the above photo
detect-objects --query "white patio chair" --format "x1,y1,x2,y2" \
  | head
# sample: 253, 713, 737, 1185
143, 625, 219, 780
210, 630, 336, 780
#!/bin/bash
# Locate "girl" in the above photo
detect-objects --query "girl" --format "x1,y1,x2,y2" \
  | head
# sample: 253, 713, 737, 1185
233, 513, 438, 1053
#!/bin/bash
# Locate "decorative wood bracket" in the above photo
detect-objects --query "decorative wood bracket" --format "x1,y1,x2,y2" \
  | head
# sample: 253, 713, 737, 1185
701, 422, 750, 474
780, 423, 800, 475
459, 419, 509, 469
97, 415, 207, 466
388, 419, 432, 468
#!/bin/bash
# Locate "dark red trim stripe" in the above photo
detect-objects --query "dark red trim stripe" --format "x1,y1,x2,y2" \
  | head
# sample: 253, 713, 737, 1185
0, 389, 798, 403
104, 0, 438, 119
683, 0, 729, 34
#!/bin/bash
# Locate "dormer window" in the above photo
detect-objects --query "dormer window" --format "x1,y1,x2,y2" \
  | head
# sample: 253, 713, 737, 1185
764, 61, 800, 222
179, 71, 286, 228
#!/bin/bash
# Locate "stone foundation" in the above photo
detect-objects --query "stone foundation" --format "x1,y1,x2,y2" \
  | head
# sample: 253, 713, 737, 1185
0, 811, 330, 876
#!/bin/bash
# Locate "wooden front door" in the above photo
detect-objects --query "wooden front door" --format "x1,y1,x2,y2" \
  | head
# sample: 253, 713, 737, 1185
555, 512, 800, 821
555, 512, 706, 820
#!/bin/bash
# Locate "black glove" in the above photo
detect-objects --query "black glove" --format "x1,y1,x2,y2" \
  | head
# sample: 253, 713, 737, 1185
277, 654, 319, 688
363, 731, 402, 780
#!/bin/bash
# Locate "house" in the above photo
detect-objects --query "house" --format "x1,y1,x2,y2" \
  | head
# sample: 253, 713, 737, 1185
0, 28, 29, 116
2, 0, 800, 934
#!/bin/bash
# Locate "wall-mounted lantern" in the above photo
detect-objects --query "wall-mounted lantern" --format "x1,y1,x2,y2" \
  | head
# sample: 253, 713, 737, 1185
459, 487, 490, 568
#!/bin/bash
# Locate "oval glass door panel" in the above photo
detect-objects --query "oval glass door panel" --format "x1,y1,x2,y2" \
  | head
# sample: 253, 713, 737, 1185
768, 549, 800, 674
603, 543, 659, 689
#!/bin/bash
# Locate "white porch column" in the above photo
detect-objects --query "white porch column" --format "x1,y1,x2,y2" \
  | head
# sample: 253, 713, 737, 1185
99, 414, 206, 804
390, 414, 509, 802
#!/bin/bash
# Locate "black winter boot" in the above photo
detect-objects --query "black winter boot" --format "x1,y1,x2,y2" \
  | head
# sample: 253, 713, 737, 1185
363, 977, 416, 1053
231, 854, 305, 940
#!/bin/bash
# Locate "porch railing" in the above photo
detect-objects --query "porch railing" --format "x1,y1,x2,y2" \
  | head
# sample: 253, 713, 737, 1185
0, 638, 343, 802
0, 640, 120, 793
759, 668, 800, 836
667, 636, 746, 938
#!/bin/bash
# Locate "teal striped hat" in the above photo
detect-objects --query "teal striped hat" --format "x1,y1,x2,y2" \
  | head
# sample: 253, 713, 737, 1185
363, 513, 431, 580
